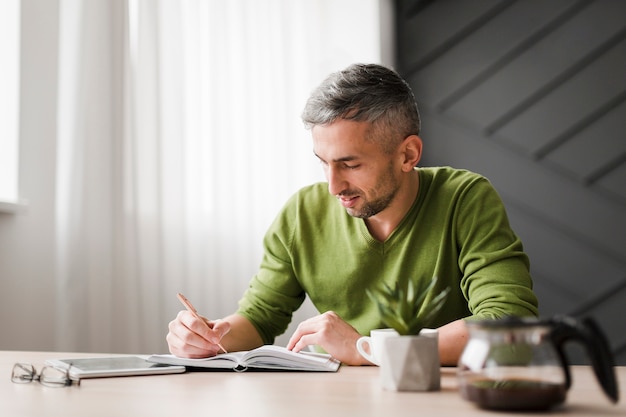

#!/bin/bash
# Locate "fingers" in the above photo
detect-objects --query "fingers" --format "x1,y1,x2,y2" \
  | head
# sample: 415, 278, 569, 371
286, 315, 314, 350
166, 311, 229, 358
286, 314, 328, 352
286, 311, 365, 365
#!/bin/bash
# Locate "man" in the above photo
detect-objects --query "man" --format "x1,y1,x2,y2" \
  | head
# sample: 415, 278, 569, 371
167, 63, 539, 365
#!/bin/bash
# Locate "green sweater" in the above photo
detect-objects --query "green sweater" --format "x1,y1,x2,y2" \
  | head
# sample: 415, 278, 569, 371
237, 167, 538, 344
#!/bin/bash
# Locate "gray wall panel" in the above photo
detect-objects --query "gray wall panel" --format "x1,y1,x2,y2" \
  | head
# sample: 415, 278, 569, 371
396, 0, 626, 364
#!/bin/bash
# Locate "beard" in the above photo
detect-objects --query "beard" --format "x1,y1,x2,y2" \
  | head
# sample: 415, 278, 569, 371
342, 163, 400, 219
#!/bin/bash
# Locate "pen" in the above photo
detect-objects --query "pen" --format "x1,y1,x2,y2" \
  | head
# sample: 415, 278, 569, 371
177, 292, 228, 354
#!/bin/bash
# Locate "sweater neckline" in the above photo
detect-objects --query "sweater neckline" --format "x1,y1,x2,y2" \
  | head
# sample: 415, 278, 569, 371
358, 168, 431, 250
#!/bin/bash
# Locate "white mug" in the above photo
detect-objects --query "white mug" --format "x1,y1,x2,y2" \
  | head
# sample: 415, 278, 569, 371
356, 328, 399, 365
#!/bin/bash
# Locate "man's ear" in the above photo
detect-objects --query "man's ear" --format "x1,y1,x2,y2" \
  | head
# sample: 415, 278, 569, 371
400, 135, 422, 171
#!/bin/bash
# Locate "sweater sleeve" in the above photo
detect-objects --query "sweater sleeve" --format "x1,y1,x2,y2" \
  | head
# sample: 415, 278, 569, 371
455, 177, 539, 320
236, 193, 306, 344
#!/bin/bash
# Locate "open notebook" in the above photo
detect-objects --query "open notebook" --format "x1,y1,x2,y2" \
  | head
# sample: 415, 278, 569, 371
148, 345, 340, 372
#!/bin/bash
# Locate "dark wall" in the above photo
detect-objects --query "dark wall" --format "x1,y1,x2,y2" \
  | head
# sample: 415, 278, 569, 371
395, 0, 626, 364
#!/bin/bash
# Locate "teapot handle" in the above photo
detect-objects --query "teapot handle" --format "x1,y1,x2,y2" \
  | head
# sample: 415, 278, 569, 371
549, 315, 619, 403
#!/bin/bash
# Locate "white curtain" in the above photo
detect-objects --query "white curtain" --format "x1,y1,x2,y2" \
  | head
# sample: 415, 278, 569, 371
54, 0, 386, 354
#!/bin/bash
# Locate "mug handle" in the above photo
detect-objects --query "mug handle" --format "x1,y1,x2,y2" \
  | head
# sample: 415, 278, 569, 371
356, 336, 378, 365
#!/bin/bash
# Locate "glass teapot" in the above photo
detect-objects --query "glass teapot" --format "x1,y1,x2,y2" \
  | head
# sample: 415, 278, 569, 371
458, 315, 619, 411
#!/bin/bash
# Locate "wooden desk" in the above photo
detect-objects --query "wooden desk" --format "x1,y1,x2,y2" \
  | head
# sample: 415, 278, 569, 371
1, 351, 624, 417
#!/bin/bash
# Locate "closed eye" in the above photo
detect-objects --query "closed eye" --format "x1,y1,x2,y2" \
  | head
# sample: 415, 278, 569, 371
314, 152, 361, 169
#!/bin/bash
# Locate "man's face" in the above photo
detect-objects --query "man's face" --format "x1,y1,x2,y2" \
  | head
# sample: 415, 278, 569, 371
312, 119, 401, 219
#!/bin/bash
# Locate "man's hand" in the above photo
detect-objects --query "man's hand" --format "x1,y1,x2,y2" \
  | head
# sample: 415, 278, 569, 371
166, 310, 231, 358
286, 313, 469, 366
286, 311, 370, 365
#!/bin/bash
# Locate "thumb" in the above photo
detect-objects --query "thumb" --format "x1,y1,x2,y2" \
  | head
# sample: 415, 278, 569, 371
210, 319, 231, 342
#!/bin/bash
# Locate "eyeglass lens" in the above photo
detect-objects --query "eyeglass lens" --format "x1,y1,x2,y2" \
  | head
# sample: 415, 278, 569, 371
11, 363, 75, 387
11, 363, 36, 383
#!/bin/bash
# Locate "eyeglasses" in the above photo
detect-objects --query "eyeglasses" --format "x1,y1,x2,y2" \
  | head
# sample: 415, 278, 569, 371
11, 363, 80, 387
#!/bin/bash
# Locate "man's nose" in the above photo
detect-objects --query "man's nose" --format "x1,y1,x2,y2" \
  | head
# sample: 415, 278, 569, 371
326, 166, 346, 196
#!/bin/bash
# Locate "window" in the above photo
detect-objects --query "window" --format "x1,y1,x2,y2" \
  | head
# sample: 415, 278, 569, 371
0, 0, 21, 211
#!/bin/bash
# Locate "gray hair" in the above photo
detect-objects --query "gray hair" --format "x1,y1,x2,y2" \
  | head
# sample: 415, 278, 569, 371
301, 63, 421, 152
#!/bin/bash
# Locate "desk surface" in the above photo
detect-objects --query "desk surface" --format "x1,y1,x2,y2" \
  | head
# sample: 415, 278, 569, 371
1, 351, 624, 417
